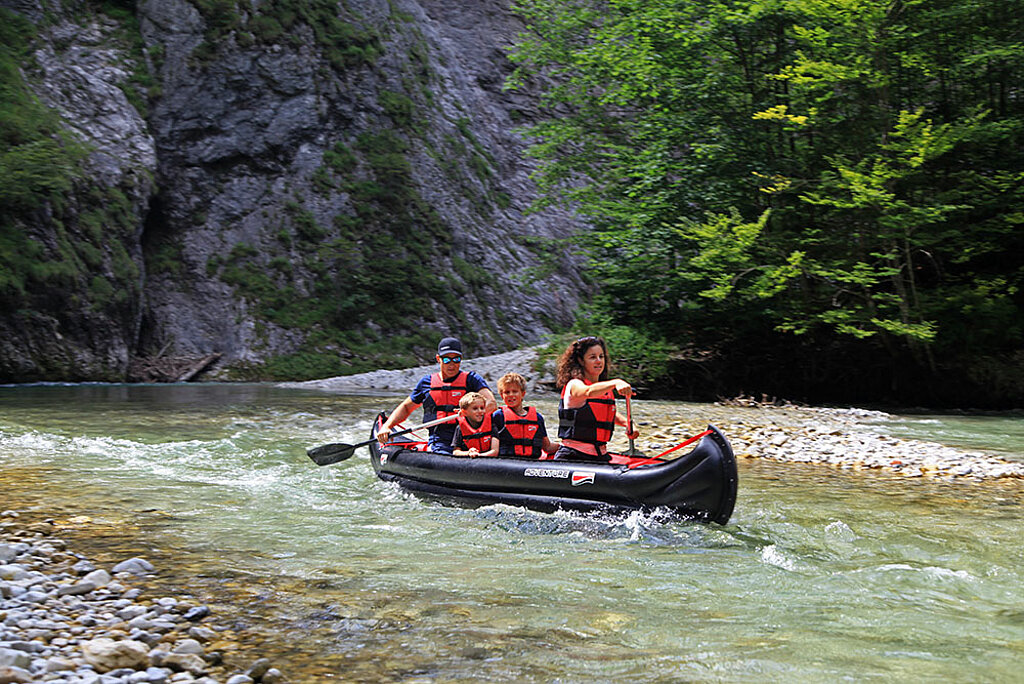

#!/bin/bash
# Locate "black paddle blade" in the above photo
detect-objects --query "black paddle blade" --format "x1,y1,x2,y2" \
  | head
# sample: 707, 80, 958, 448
307, 442, 358, 466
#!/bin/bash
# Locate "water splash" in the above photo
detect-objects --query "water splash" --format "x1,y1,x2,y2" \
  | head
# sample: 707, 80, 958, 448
761, 544, 797, 571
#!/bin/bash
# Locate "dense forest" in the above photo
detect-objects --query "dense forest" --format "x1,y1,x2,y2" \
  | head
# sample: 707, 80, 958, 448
509, 0, 1023, 408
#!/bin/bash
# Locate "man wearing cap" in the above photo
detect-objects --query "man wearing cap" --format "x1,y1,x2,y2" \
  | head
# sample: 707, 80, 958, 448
375, 336, 497, 454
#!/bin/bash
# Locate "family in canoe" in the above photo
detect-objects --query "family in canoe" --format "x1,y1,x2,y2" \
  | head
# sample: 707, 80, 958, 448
374, 335, 641, 462
307, 335, 737, 524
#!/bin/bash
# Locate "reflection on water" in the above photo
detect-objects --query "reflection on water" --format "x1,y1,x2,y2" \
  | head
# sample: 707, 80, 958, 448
2, 384, 1023, 682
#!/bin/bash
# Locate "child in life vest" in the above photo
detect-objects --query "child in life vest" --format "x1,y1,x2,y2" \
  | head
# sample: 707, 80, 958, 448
492, 372, 559, 459
451, 392, 498, 458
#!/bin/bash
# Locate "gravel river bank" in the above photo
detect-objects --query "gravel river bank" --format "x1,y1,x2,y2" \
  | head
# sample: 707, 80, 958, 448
0, 512, 284, 684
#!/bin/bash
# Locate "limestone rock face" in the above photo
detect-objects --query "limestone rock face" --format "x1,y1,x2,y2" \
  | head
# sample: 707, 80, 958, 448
0, 0, 584, 381
0, 2, 155, 380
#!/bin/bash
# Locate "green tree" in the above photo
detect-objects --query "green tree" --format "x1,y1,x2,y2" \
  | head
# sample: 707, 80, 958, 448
509, 0, 1024, 402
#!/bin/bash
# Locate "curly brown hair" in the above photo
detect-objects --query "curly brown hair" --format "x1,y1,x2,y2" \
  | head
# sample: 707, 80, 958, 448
555, 336, 610, 389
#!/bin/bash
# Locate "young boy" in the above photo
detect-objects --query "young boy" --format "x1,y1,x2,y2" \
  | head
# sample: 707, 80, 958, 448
491, 372, 559, 459
451, 392, 498, 458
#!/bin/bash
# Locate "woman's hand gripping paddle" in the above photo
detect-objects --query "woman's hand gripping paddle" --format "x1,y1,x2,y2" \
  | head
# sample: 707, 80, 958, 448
307, 414, 459, 466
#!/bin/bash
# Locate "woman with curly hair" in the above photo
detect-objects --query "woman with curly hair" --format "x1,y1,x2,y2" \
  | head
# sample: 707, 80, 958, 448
552, 336, 639, 461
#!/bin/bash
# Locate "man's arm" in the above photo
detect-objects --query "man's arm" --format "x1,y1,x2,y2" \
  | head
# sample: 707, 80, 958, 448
478, 387, 498, 414
376, 397, 420, 445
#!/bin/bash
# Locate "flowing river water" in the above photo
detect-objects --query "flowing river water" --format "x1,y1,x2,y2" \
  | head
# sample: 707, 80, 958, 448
1, 384, 1022, 682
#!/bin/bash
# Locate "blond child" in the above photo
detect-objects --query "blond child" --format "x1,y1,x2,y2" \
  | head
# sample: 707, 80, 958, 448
451, 392, 497, 457
492, 373, 558, 459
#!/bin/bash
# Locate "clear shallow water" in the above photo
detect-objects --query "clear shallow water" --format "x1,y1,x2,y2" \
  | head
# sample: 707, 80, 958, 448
2, 384, 1023, 682
872, 412, 1024, 463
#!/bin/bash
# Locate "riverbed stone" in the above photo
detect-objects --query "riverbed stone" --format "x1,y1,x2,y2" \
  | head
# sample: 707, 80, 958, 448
112, 558, 155, 575
182, 606, 210, 622
138, 666, 171, 683
0, 566, 28, 581
72, 559, 97, 575
261, 667, 283, 684
244, 658, 270, 680
0, 665, 34, 684
161, 652, 206, 675
44, 656, 76, 672
81, 638, 149, 672
117, 606, 148, 621
170, 639, 203, 656
25, 521, 54, 536
186, 627, 216, 642
127, 615, 154, 631
58, 580, 97, 596
682, 401, 1024, 482
0, 649, 30, 669
82, 569, 112, 587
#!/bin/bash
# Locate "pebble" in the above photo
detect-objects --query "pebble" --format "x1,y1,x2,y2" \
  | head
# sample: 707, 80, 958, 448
0, 513, 285, 684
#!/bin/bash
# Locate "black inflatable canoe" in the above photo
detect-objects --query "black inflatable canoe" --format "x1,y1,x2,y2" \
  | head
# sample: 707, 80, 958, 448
367, 412, 738, 524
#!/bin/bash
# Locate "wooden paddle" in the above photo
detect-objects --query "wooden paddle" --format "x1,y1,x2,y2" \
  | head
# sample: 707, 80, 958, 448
307, 414, 459, 466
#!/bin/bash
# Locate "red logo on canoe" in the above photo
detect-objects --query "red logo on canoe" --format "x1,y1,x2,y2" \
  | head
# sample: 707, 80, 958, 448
571, 472, 595, 486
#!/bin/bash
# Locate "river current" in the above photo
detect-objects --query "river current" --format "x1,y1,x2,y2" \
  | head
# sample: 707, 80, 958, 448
1, 384, 1022, 682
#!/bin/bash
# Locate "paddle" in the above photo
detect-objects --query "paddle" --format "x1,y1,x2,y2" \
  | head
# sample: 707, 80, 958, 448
653, 429, 713, 460
307, 414, 459, 466
623, 393, 644, 457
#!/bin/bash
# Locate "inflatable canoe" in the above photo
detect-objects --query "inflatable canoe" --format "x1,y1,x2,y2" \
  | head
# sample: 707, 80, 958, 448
367, 412, 738, 524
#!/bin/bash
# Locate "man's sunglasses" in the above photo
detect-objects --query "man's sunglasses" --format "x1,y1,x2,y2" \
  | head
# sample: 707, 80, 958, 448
439, 355, 462, 364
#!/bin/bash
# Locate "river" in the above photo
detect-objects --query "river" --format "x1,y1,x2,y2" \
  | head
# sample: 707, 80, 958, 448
1, 384, 1022, 682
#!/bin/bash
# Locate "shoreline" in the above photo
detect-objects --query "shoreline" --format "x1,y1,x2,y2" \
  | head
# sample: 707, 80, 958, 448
674, 403, 1024, 482
283, 349, 1024, 483
0, 511, 284, 684
278, 346, 551, 396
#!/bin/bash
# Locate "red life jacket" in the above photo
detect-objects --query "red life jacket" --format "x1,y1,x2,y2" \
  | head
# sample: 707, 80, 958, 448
426, 371, 469, 421
557, 382, 615, 447
500, 406, 541, 458
456, 412, 493, 452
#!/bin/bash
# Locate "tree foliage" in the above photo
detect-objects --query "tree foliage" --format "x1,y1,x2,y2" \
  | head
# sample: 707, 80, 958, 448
509, 0, 1024, 404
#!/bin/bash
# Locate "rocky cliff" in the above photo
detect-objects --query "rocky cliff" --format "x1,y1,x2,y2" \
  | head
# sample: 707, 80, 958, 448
0, 0, 584, 382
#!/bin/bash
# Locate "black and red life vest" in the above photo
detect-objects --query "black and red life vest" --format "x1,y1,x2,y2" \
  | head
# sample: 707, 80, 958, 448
557, 382, 616, 447
499, 406, 542, 458
425, 371, 469, 422
456, 411, 493, 452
